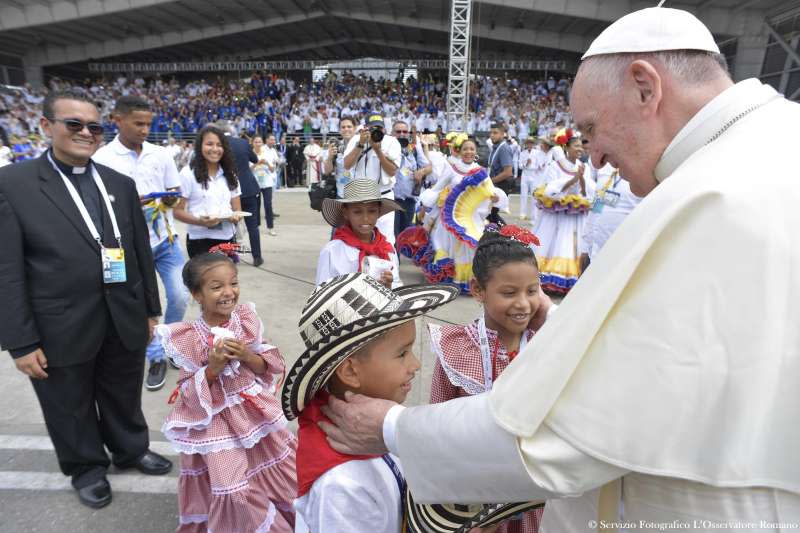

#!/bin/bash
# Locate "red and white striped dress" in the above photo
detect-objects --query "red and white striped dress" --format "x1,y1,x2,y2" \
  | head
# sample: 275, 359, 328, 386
428, 318, 543, 533
159, 303, 297, 533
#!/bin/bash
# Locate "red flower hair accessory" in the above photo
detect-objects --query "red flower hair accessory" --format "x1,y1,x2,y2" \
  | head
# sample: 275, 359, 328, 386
554, 128, 575, 146
208, 243, 250, 262
499, 224, 541, 247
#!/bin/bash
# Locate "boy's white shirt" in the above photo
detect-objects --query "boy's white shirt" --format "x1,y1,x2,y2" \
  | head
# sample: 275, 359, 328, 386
316, 239, 402, 288
294, 454, 404, 533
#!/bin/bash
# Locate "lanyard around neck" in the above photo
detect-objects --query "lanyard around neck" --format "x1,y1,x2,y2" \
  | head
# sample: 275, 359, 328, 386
381, 455, 407, 523
488, 141, 506, 170
601, 170, 621, 192
48, 151, 122, 248
477, 315, 527, 391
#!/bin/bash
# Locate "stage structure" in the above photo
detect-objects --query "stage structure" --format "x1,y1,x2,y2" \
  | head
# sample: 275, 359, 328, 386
446, 0, 473, 128
87, 59, 571, 74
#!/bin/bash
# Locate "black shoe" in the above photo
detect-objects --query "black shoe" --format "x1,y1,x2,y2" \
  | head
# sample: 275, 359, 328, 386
273, 213, 280, 218
167, 356, 180, 370
253, 257, 264, 267
77, 478, 112, 509
145, 360, 167, 391
121, 451, 172, 475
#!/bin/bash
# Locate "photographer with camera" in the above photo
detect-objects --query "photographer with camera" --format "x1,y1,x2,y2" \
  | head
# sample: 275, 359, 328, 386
343, 112, 401, 245
322, 116, 356, 199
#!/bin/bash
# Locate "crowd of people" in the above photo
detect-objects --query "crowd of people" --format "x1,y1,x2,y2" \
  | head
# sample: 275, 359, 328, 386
0, 69, 572, 169
3, 5, 798, 533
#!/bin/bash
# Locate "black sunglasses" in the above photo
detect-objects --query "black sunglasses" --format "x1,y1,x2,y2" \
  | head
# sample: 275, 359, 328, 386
48, 117, 104, 135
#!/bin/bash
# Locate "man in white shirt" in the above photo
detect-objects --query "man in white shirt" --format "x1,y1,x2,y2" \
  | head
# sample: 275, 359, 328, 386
0, 138, 12, 166
343, 113, 401, 245
94, 95, 188, 391
579, 166, 641, 272
320, 8, 800, 532
164, 136, 181, 165
303, 137, 323, 186
518, 138, 538, 221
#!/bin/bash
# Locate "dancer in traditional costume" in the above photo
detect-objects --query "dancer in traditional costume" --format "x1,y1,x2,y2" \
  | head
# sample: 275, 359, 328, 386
532, 129, 595, 293
159, 253, 297, 533
417, 135, 503, 291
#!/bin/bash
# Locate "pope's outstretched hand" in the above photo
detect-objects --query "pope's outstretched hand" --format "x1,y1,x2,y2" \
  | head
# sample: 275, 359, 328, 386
320, 391, 396, 455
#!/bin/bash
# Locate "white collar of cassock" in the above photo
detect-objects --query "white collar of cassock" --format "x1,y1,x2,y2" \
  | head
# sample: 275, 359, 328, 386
655, 78, 780, 182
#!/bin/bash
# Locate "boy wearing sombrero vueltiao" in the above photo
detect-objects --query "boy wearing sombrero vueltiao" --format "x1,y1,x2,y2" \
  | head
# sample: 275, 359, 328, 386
282, 273, 459, 533
316, 179, 404, 289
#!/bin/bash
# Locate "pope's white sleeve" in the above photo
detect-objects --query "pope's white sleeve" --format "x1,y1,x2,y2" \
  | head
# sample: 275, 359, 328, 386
394, 393, 626, 504
383, 404, 405, 453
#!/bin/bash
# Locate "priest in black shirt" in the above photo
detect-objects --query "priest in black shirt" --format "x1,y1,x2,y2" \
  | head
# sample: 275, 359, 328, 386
0, 90, 172, 509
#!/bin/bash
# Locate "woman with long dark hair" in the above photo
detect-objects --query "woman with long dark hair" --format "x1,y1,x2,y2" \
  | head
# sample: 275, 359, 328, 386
174, 125, 243, 257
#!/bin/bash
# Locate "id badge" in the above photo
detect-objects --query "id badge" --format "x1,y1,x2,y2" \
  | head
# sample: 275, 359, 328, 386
102, 248, 127, 284
591, 196, 605, 214
603, 190, 621, 207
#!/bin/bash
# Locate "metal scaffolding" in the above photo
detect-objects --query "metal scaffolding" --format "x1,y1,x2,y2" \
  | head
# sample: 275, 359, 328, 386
87, 58, 571, 74
446, 0, 472, 129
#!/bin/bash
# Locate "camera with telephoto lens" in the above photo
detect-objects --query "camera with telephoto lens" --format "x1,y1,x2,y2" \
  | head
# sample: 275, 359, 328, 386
370, 126, 384, 143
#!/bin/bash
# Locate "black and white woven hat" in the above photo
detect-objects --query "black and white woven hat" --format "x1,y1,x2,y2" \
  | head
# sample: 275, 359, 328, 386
405, 490, 544, 533
282, 273, 460, 420
321, 179, 403, 228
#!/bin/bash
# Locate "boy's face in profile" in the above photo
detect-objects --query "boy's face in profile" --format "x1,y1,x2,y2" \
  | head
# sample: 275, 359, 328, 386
334, 321, 420, 404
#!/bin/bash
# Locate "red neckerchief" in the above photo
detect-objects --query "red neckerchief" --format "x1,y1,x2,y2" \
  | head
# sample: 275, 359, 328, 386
296, 391, 381, 497
332, 225, 393, 271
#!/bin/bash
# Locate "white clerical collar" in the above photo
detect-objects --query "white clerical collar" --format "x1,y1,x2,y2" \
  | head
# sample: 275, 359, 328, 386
655, 79, 780, 182
51, 150, 88, 175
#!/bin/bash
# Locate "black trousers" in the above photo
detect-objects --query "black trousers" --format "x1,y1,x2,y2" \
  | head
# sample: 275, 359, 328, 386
240, 194, 263, 260
31, 317, 149, 488
186, 236, 234, 258
394, 197, 417, 237
260, 187, 274, 229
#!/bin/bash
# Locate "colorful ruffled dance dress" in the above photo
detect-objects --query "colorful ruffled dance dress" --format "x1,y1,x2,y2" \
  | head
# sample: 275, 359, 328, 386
532, 158, 596, 293
159, 303, 297, 533
407, 154, 502, 292
428, 316, 544, 532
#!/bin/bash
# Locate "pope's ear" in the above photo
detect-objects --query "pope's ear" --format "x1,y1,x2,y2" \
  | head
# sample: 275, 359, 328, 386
627, 59, 662, 113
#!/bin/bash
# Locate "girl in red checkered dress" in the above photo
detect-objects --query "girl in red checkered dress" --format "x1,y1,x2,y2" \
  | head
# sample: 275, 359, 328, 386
158, 253, 297, 532
429, 225, 550, 533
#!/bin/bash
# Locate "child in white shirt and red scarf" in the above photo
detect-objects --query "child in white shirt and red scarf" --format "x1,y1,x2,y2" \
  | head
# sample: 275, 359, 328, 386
282, 273, 459, 533
315, 179, 404, 288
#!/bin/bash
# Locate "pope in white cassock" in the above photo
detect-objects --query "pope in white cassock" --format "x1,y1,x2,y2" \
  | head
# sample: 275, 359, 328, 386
320, 7, 800, 532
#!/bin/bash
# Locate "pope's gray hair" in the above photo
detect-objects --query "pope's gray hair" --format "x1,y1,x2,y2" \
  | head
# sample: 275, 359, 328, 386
577, 50, 731, 91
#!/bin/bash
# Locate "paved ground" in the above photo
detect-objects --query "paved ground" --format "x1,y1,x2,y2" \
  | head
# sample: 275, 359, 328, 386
0, 188, 519, 532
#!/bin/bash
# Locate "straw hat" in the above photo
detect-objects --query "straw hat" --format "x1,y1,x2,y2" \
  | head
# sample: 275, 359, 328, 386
282, 273, 459, 419
321, 179, 403, 228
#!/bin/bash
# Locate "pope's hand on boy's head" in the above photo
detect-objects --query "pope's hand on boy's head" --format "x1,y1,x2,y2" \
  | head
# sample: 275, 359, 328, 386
319, 391, 395, 456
